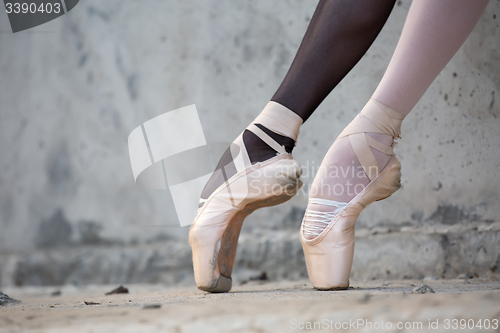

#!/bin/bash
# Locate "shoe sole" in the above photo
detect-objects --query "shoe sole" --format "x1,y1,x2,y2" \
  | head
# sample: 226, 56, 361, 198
314, 286, 349, 291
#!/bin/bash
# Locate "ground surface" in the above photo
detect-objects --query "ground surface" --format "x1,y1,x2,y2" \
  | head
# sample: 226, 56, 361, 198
0, 278, 499, 333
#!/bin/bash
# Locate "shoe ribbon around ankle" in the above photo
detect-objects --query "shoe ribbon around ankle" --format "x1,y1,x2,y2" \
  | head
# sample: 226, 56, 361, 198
337, 99, 404, 181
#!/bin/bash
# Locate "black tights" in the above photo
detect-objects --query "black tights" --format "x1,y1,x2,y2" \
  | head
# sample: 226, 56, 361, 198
272, 0, 396, 122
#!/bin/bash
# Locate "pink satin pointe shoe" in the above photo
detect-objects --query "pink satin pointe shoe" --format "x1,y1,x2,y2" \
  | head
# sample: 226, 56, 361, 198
300, 99, 404, 290
189, 123, 303, 293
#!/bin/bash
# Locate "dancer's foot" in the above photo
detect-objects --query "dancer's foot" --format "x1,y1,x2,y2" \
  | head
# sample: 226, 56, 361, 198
190, 102, 303, 293
300, 99, 404, 290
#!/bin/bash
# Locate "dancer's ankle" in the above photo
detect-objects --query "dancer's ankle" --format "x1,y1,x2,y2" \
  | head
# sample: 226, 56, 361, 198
243, 101, 303, 164
253, 101, 303, 142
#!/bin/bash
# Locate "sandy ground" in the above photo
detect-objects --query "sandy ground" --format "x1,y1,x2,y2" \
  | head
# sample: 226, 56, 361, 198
0, 278, 499, 333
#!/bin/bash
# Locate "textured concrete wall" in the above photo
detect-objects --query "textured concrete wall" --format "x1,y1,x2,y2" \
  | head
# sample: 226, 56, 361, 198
0, 0, 499, 287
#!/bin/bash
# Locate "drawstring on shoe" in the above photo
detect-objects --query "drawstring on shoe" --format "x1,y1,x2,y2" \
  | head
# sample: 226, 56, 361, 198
301, 198, 349, 238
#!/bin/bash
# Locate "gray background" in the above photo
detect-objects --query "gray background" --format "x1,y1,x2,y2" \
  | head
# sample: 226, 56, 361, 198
0, 0, 499, 287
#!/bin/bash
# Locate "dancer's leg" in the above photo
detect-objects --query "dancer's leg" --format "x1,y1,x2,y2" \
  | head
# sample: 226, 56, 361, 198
305, 0, 489, 217
272, 0, 396, 122
301, 0, 489, 290
201, 0, 396, 199
372, 0, 490, 116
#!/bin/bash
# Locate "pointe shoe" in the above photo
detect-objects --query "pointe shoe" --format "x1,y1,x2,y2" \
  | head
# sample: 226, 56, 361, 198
300, 99, 404, 290
190, 124, 303, 293
300, 156, 401, 290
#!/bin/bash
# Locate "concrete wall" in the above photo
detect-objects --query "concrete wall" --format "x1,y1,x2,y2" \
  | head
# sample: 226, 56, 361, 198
0, 0, 499, 287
